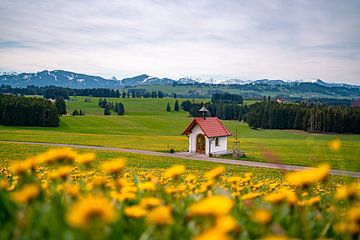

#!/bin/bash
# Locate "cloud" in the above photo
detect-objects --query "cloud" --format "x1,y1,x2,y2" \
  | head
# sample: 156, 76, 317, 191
0, 0, 359, 84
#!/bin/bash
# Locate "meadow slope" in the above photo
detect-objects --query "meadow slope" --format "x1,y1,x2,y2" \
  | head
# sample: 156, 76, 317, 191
0, 96, 359, 171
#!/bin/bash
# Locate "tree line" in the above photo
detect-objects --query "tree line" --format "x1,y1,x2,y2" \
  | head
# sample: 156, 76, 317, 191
184, 101, 250, 121
0, 85, 167, 99
211, 93, 243, 104
0, 95, 60, 127
246, 102, 360, 133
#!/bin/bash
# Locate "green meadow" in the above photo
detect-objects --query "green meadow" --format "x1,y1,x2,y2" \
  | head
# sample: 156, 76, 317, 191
0, 96, 359, 171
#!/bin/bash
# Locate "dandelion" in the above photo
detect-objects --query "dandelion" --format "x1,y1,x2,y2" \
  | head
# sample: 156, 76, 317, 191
66, 194, 117, 229
37, 148, 77, 165
285, 164, 330, 186
188, 195, 234, 217
335, 183, 360, 201
297, 196, 321, 206
264, 190, 297, 205
252, 209, 272, 225
140, 197, 162, 208
124, 205, 147, 218
195, 228, 233, 240
185, 174, 197, 184
11, 161, 32, 175
214, 215, 239, 233
75, 153, 96, 166
329, 138, 341, 152
147, 206, 173, 225
138, 181, 156, 191
163, 165, 185, 179
205, 166, 225, 180
48, 166, 73, 180
334, 222, 359, 235
101, 158, 126, 175
240, 192, 261, 201
12, 184, 40, 204
0, 179, 8, 190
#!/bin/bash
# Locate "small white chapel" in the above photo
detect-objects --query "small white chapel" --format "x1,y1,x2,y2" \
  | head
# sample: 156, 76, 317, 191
182, 106, 231, 156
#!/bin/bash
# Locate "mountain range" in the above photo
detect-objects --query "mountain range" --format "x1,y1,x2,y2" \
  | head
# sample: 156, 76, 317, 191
1, 70, 359, 91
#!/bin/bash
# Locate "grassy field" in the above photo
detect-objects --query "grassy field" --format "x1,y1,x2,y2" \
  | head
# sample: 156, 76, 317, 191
0, 96, 359, 171
0, 142, 358, 239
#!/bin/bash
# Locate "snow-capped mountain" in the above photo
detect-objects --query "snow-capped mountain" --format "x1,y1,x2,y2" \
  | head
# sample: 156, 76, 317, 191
0, 70, 359, 91
121, 74, 175, 86
0, 70, 121, 88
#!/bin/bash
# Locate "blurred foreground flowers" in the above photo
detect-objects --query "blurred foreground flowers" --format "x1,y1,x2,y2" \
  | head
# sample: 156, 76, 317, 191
0, 148, 359, 239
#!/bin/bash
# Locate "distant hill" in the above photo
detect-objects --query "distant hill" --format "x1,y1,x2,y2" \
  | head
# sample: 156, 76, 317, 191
1, 70, 359, 99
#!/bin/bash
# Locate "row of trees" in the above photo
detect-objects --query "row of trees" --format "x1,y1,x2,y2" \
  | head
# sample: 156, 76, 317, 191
166, 100, 180, 112
211, 93, 243, 104
185, 101, 250, 121
0, 85, 168, 99
247, 102, 360, 133
98, 98, 125, 115
0, 95, 60, 127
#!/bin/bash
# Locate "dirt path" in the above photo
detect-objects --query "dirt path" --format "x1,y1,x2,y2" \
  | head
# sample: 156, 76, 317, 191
1, 140, 359, 178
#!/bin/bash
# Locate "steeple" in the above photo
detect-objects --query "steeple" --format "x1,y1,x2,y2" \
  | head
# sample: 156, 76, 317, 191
198, 105, 209, 120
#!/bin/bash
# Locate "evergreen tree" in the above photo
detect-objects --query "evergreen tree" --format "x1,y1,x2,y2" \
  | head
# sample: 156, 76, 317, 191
104, 103, 111, 115
174, 100, 179, 111
166, 102, 171, 112
55, 98, 67, 116
117, 102, 125, 115
72, 109, 79, 116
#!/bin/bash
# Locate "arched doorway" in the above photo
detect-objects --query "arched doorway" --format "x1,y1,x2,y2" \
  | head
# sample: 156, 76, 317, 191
196, 134, 205, 154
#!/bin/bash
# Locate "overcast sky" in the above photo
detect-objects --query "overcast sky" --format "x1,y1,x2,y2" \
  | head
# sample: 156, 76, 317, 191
0, 0, 359, 84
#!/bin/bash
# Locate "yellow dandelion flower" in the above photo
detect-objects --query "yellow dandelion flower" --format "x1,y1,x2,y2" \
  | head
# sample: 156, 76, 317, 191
185, 174, 197, 184
111, 191, 137, 202
124, 205, 147, 218
195, 228, 233, 240
37, 148, 77, 165
335, 183, 360, 201
347, 204, 360, 223
252, 209, 272, 225
240, 192, 261, 201
205, 166, 225, 180
188, 195, 234, 217
11, 161, 32, 175
297, 196, 321, 206
214, 215, 239, 233
48, 166, 73, 180
165, 185, 186, 195
63, 183, 81, 197
264, 191, 287, 204
0, 179, 8, 190
329, 138, 341, 152
147, 206, 173, 225
12, 184, 40, 204
67, 195, 117, 229
285, 164, 330, 186
86, 176, 108, 191
334, 222, 359, 235
101, 158, 126, 175
140, 197, 162, 208
75, 153, 96, 166
163, 165, 185, 179
138, 181, 156, 191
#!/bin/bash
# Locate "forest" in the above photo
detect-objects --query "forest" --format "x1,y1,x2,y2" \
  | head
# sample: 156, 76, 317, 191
246, 102, 360, 133
0, 95, 59, 127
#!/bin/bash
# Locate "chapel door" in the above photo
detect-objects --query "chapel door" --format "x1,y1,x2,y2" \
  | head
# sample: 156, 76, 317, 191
196, 134, 205, 154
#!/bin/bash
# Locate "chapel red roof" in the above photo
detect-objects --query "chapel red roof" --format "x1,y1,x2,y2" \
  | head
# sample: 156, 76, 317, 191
182, 117, 232, 138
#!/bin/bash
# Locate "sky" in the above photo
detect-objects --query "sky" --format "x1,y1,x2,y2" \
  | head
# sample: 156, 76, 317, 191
0, 0, 359, 84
